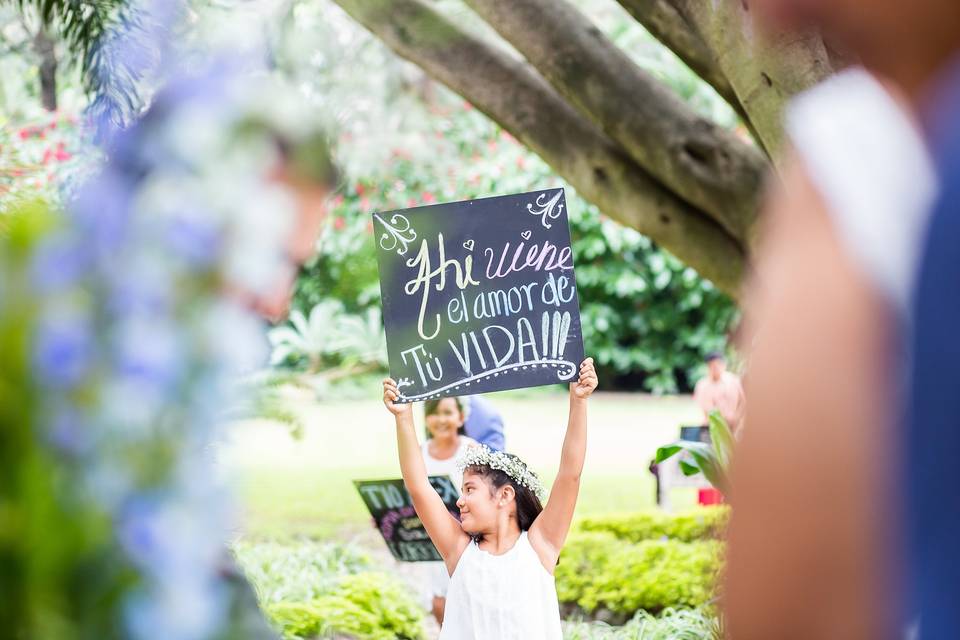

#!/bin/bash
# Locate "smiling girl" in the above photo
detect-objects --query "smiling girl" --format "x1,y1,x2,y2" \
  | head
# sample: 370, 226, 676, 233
382, 357, 598, 639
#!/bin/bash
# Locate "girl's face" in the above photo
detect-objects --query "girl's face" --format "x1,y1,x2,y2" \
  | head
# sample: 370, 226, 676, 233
425, 398, 463, 442
456, 470, 511, 534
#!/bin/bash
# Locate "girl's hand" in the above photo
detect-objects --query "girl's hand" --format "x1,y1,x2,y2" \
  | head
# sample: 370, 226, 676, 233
382, 378, 412, 416
570, 357, 598, 400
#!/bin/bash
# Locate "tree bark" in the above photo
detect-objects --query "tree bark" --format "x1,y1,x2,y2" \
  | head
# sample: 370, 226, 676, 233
670, 0, 834, 158
615, 0, 740, 115
463, 0, 766, 245
33, 25, 57, 111
333, 0, 746, 297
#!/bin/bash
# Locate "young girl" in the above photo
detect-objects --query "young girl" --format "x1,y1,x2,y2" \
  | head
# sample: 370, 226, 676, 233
420, 397, 478, 625
382, 358, 598, 639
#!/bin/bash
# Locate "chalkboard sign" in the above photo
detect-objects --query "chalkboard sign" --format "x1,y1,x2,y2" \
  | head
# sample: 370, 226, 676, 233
354, 476, 460, 562
374, 188, 585, 403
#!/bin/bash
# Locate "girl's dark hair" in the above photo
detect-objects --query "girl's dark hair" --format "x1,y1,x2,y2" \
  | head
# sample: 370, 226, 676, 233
424, 397, 466, 439
465, 455, 544, 533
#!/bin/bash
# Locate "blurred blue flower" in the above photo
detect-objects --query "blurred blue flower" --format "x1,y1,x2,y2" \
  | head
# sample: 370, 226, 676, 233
45, 406, 91, 457
166, 213, 221, 267
30, 232, 91, 293
34, 313, 94, 389
118, 494, 163, 567
71, 168, 134, 258
114, 316, 183, 395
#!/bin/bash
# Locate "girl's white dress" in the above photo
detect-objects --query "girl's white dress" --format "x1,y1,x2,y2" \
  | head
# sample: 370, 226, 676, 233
439, 531, 563, 639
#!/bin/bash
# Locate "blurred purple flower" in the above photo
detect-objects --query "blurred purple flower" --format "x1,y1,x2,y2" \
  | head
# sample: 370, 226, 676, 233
71, 168, 134, 258
45, 406, 91, 457
118, 495, 163, 567
166, 213, 221, 267
114, 317, 182, 393
107, 267, 172, 318
30, 232, 91, 293
34, 313, 94, 389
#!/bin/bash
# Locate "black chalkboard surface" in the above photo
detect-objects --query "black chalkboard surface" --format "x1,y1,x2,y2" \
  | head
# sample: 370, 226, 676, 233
373, 188, 585, 403
354, 476, 460, 562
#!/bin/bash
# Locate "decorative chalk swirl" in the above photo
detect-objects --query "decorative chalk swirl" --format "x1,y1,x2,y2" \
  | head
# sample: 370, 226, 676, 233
397, 359, 578, 403
526, 190, 564, 229
373, 213, 417, 255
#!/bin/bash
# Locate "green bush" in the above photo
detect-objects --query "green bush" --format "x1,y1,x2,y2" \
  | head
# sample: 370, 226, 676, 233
234, 541, 424, 640
267, 573, 424, 640
578, 506, 729, 543
563, 606, 722, 640
556, 533, 723, 622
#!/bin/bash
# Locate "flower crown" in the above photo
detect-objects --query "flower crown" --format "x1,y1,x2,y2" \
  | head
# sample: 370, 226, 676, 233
457, 445, 547, 502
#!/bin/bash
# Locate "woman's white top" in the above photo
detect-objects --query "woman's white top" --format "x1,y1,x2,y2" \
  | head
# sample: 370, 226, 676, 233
422, 436, 477, 490
439, 532, 562, 640
786, 68, 938, 314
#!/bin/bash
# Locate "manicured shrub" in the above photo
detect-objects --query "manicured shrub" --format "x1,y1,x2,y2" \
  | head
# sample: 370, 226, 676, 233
577, 506, 729, 543
556, 533, 723, 622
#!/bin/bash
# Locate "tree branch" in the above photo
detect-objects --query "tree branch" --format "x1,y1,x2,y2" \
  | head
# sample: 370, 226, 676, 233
615, 0, 741, 115
463, 0, 766, 246
670, 0, 835, 158
332, 0, 746, 297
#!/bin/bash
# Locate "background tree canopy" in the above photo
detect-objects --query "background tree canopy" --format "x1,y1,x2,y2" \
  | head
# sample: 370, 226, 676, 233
3, 0, 840, 391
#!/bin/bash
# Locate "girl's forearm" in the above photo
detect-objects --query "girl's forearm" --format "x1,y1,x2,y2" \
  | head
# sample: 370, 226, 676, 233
395, 412, 431, 494
558, 395, 588, 480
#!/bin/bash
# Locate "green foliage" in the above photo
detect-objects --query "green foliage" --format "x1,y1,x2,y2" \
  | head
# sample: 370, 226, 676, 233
234, 541, 424, 640
267, 573, 424, 640
564, 606, 722, 640
578, 506, 729, 543
556, 533, 723, 622
656, 411, 735, 492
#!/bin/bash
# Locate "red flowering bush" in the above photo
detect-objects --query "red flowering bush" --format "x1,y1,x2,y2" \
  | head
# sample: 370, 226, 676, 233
1, 111, 86, 209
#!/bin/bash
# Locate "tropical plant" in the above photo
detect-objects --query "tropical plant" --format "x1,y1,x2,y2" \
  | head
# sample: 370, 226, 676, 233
269, 300, 344, 371
268, 300, 388, 378
655, 410, 735, 494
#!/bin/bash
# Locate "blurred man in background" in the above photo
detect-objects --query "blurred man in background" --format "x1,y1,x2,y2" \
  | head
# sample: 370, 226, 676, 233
693, 352, 745, 434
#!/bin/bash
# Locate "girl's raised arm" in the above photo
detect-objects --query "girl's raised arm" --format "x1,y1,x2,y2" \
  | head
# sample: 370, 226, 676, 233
530, 358, 597, 563
382, 379, 468, 565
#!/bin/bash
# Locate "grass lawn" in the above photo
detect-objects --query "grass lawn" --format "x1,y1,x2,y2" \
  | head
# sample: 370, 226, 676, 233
217, 387, 705, 542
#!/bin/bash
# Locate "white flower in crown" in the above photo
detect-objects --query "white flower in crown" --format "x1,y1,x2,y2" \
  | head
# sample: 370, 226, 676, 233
457, 444, 547, 502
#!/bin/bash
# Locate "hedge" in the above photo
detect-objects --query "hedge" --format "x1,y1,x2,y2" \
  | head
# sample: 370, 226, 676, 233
556, 533, 723, 623
577, 506, 729, 544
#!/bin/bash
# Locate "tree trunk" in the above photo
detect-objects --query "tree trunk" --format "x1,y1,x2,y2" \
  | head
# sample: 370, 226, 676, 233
333, 0, 746, 298
33, 25, 57, 112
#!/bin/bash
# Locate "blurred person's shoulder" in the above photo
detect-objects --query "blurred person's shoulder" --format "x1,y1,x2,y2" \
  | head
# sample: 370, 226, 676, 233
786, 68, 937, 312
